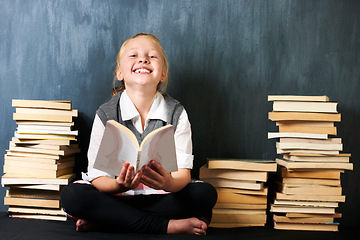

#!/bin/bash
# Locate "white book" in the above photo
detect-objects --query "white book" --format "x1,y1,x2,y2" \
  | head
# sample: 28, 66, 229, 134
17, 127, 78, 136
17, 124, 72, 132
94, 120, 178, 175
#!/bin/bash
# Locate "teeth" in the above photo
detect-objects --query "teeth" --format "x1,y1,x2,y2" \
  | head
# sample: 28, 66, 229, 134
135, 68, 150, 73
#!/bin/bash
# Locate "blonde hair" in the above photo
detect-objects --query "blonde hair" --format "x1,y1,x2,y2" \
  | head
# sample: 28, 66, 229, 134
112, 33, 169, 96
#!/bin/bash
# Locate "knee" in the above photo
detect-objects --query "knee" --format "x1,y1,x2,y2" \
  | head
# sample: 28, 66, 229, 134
60, 183, 91, 216
200, 182, 218, 208
189, 182, 218, 209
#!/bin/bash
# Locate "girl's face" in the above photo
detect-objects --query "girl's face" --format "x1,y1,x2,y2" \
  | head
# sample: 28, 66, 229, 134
117, 36, 165, 92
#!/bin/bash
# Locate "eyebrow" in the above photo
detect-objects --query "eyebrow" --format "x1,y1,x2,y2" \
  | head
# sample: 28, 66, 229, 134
127, 48, 159, 52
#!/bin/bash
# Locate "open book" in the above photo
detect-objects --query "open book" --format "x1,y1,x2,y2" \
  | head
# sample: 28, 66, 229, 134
93, 120, 178, 176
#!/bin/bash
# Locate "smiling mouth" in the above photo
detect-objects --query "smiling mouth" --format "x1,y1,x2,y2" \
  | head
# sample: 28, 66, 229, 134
133, 68, 152, 73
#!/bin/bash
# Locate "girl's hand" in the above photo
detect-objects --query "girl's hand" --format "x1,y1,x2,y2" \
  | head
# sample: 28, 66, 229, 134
141, 160, 173, 192
141, 160, 191, 192
91, 162, 142, 194
116, 162, 142, 192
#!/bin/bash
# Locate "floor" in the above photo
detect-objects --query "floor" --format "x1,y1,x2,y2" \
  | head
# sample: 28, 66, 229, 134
0, 212, 357, 240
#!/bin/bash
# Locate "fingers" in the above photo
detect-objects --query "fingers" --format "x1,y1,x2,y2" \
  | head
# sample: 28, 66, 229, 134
140, 170, 159, 189
148, 160, 167, 175
142, 160, 167, 182
142, 163, 163, 184
132, 170, 142, 186
117, 162, 130, 183
117, 161, 171, 191
124, 165, 135, 183
116, 162, 141, 190
142, 164, 161, 180
141, 161, 172, 191
116, 162, 133, 184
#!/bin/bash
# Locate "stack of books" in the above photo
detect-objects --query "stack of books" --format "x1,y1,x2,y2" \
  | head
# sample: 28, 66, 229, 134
1, 99, 80, 221
268, 95, 353, 231
199, 158, 277, 228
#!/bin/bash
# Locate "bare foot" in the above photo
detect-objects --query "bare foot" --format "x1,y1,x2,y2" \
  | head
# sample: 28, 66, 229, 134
75, 218, 96, 232
167, 217, 208, 235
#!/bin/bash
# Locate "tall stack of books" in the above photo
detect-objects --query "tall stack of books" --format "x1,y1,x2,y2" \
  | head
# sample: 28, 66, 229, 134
268, 95, 353, 231
1, 99, 80, 221
199, 158, 277, 228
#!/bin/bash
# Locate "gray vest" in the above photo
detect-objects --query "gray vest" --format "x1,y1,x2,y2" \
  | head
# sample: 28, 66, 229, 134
96, 92, 184, 145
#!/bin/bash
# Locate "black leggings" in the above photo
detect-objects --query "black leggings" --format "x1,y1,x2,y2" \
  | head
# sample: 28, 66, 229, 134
60, 181, 217, 234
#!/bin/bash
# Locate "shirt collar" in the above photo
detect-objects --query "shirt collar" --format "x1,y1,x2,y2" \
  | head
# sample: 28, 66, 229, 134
119, 90, 167, 122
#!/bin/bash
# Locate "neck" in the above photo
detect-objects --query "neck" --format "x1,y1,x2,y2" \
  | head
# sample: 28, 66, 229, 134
125, 88, 157, 129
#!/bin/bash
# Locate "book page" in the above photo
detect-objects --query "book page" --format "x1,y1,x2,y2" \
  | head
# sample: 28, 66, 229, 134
93, 122, 138, 176
138, 125, 178, 172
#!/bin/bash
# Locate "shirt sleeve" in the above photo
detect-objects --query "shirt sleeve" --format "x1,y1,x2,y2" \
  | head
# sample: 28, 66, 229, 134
174, 109, 194, 169
82, 114, 115, 182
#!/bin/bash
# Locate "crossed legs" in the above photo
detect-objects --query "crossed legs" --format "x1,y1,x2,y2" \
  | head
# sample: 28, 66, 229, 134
60, 181, 217, 234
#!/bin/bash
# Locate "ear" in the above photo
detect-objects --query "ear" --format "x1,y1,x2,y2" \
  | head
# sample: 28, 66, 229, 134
116, 69, 124, 81
160, 70, 166, 82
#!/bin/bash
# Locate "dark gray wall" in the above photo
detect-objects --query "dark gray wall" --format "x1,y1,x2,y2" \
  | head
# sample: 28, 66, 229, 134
1, 0, 359, 227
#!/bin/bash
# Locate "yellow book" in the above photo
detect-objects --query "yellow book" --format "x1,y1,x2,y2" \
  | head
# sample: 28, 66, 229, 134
12, 99, 72, 110
207, 159, 277, 172
268, 95, 329, 102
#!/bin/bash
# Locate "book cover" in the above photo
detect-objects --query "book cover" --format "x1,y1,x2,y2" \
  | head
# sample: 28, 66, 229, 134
203, 178, 264, 191
268, 111, 341, 122
275, 192, 346, 202
268, 95, 329, 102
283, 153, 350, 163
207, 159, 277, 172
276, 158, 353, 171
272, 101, 338, 113
1, 173, 75, 186
273, 221, 339, 231
12, 99, 72, 110
273, 214, 335, 224
268, 132, 328, 139
199, 165, 268, 182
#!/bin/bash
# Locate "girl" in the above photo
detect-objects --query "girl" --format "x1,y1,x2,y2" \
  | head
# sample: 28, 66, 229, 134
60, 33, 217, 235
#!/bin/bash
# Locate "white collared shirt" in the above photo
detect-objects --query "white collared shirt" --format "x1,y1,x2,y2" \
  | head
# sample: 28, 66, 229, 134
120, 90, 168, 133
83, 91, 194, 182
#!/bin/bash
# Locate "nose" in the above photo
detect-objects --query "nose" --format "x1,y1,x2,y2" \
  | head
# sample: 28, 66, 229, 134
138, 57, 149, 64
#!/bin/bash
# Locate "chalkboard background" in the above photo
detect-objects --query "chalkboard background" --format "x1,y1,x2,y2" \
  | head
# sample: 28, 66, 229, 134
0, 0, 359, 227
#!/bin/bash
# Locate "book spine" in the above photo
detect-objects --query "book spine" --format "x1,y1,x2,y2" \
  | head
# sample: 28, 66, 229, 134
136, 151, 141, 172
